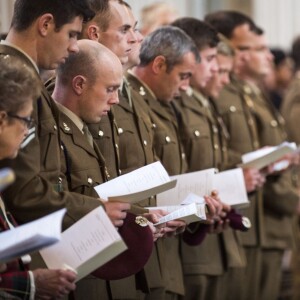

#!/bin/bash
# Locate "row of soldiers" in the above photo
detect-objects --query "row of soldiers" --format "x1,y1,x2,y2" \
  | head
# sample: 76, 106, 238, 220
0, 0, 299, 299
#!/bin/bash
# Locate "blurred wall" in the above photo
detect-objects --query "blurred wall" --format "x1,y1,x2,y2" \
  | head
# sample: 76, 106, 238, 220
0, 0, 14, 35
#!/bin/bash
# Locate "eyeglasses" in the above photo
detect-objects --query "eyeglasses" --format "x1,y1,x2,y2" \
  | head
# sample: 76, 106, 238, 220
7, 113, 35, 129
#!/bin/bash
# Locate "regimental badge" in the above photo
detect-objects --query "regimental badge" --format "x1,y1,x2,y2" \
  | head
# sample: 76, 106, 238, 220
242, 216, 251, 229
135, 216, 149, 227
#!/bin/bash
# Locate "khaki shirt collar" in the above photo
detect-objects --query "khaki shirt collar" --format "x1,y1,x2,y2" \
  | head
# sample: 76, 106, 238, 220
56, 102, 84, 133
127, 69, 157, 100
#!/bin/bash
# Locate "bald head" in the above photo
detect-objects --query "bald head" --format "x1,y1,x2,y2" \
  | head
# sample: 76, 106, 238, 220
54, 39, 123, 123
57, 39, 121, 86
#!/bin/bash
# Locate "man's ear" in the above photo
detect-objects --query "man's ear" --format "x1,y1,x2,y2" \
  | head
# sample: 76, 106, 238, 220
0, 111, 7, 134
86, 24, 101, 42
37, 13, 54, 37
72, 75, 87, 95
152, 55, 166, 74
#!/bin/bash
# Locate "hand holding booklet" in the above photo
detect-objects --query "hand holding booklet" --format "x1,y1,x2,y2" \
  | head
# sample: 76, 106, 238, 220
156, 167, 249, 209
155, 203, 206, 225
240, 142, 297, 170
149, 193, 207, 225
40, 206, 126, 281
0, 209, 66, 262
94, 161, 176, 203
213, 168, 249, 208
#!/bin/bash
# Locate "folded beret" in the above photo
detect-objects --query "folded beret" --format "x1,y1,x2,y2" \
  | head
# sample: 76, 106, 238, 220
92, 212, 154, 280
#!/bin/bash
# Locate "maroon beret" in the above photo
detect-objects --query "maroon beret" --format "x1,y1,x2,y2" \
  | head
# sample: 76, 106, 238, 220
227, 209, 251, 232
182, 209, 251, 246
182, 222, 210, 246
92, 212, 154, 280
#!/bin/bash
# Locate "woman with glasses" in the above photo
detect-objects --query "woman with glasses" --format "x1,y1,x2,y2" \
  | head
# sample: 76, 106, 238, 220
0, 55, 77, 299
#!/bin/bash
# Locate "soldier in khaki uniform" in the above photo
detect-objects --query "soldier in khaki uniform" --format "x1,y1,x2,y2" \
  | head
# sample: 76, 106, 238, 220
0, 0, 98, 229
81, 3, 145, 298
52, 39, 136, 299
81, 2, 173, 299
281, 35, 300, 300
128, 26, 201, 300
282, 72, 300, 142
207, 11, 299, 300
115, 9, 190, 300
205, 11, 267, 300
282, 36, 300, 144
239, 31, 299, 300
171, 18, 247, 300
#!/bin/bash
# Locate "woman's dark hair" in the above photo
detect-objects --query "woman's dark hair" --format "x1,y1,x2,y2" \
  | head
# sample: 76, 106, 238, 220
0, 55, 40, 113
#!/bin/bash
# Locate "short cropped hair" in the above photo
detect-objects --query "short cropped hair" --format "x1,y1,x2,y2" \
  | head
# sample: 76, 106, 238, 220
83, 0, 110, 33
11, 0, 95, 31
171, 17, 219, 51
85, 0, 129, 34
205, 10, 259, 39
0, 55, 40, 114
217, 34, 235, 57
56, 41, 101, 86
139, 26, 200, 72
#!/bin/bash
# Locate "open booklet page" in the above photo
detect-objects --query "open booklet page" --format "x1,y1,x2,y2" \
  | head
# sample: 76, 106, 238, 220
0, 209, 66, 262
213, 168, 249, 208
148, 194, 206, 225
240, 142, 297, 169
40, 206, 126, 281
94, 161, 176, 203
153, 199, 207, 225
156, 168, 216, 206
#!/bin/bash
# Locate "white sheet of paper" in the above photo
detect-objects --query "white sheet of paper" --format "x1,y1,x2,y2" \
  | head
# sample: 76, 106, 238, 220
40, 206, 127, 281
180, 193, 206, 205
0, 209, 66, 262
240, 142, 297, 169
94, 161, 176, 203
213, 168, 249, 208
154, 202, 206, 225
156, 168, 216, 206
148, 205, 182, 213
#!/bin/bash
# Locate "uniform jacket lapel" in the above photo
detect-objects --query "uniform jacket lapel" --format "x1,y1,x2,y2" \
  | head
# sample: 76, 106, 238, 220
59, 113, 98, 159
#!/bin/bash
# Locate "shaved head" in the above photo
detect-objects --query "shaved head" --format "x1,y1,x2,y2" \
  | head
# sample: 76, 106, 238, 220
56, 39, 121, 86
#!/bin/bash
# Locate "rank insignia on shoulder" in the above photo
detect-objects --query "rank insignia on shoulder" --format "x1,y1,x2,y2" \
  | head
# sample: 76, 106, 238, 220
139, 86, 146, 96
243, 85, 252, 94
63, 122, 70, 131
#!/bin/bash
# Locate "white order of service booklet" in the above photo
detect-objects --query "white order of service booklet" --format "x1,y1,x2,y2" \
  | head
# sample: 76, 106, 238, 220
40, 206, 126, 281
94, 161, 177, 203
240, 142, 297, 170
0, 209, 66, 262
156, 167, 249, 209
